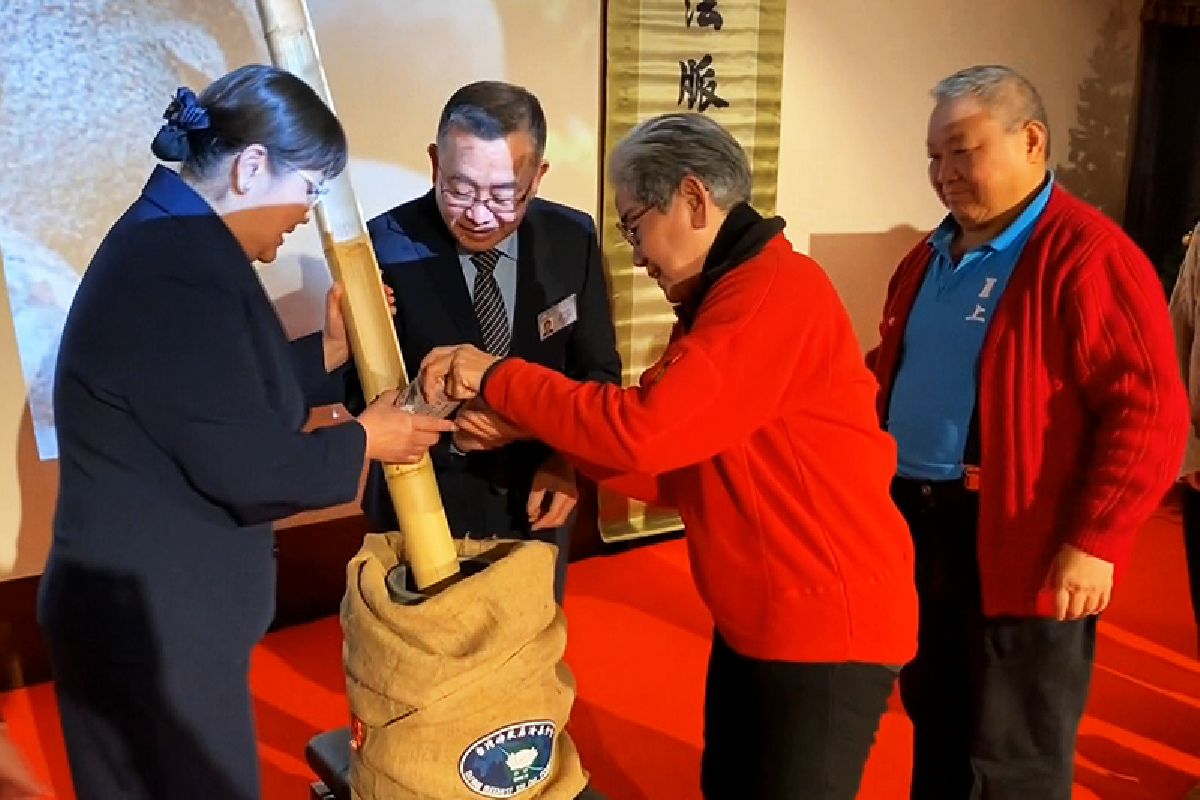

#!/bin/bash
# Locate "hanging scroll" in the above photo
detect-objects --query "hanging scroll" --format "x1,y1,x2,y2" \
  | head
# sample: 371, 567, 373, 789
598, 0, 788, 542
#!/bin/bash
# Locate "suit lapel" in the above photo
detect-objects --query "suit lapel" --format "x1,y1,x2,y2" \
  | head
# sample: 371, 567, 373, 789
396, 193, 483, 346
511, 208, 557, 360
424, 250, 483, 347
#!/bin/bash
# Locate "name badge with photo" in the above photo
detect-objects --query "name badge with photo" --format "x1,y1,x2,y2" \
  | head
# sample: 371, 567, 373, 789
537, 293, 577, 341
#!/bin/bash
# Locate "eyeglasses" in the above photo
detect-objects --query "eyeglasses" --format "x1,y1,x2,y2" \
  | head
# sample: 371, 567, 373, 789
616, 206, 651, 247
296, 171, 329, 208
438, 170, 532, 216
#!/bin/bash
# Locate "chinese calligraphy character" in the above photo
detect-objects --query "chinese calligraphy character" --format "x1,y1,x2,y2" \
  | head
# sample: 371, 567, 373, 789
678, 54, 730, 112
684, 0, 724, 29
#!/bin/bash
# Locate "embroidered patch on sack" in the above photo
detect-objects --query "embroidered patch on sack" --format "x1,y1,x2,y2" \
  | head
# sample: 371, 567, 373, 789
349, 715, 365, 752
459, 720, 555, 797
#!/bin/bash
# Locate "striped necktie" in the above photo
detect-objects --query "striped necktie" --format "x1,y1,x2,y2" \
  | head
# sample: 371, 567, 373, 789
470, 248, 511, 356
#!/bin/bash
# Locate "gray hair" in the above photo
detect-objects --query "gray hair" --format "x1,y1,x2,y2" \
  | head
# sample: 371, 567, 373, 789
608, 113, 752, 211
933, 65, 1051, 157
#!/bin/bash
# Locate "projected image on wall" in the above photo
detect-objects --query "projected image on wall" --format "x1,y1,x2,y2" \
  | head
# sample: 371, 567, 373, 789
0, 0, 593, 461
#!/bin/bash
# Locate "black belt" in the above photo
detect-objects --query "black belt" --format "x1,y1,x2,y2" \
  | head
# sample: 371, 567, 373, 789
887, 465, 981, 514
893, 465, 980, 500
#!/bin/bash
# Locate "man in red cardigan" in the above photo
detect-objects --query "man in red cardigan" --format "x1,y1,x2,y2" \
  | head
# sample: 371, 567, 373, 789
867, 65, 1188, 800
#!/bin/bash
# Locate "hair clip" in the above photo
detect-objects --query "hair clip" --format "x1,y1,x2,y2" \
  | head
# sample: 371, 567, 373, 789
163, 87, 210, 132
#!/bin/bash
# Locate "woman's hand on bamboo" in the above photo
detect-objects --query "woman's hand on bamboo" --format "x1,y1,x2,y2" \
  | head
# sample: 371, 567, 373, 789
356, 388, 455, 465
321, 280, 397, 372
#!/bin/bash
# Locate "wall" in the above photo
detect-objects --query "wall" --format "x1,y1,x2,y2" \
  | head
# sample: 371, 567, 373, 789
0, 0, 1141, 581
779, 0, 1141, 350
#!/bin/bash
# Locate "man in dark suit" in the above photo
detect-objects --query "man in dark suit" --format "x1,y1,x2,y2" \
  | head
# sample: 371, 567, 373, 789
351, 81, 620, 601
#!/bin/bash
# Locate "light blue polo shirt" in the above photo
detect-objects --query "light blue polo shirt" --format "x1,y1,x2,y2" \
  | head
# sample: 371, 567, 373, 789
887, 176, 1053, 480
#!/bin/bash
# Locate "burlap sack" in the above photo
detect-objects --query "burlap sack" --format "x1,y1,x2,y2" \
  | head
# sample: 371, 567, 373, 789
341, 533, 589, 799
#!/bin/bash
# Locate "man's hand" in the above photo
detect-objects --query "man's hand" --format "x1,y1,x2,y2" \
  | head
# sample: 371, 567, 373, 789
1044, 543, 1114, 621
452, 397, 525, 452
356, 388, 456, 464
0, 727, 44, 799
419, 344, 500, 403
322, 280, 397, 372
527, 452, 579, 531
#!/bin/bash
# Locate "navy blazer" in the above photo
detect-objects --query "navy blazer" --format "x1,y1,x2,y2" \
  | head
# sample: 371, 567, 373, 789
39, 166, 366, 665
350, 190, 620, 537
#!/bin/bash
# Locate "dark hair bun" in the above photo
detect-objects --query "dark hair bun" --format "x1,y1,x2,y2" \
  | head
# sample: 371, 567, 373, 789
150, 87, 211, 163
151, 125, 192, 162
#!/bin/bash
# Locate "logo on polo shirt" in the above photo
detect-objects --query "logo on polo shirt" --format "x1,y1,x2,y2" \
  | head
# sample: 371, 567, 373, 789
965, 276, 998, 323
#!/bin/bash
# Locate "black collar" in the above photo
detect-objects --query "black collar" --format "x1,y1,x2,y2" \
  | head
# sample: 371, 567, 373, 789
675, 202, 786, 329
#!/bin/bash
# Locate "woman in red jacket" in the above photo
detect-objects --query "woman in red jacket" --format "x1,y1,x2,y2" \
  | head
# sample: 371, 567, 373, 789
419, 113, 917, 800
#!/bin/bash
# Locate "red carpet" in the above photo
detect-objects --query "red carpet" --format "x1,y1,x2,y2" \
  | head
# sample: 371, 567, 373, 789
3, 505, 1198, 798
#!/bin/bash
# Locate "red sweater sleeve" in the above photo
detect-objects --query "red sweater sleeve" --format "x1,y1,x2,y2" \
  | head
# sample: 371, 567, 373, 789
865, 241, 930, 391
864, 269, 901, 371
482, 246, 819, 477
567, 455, 676, 509
1063, 240, 1189, 563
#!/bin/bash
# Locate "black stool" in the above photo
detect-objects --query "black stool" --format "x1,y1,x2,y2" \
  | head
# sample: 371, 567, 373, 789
305, 727, 608, 800
306, 727, 351, 800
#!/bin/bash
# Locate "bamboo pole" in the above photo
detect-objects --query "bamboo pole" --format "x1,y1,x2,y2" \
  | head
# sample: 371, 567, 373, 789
255, 0, 460, 590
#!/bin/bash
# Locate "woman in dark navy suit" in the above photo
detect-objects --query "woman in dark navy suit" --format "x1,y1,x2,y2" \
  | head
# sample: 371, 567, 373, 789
37, 65, 454, 800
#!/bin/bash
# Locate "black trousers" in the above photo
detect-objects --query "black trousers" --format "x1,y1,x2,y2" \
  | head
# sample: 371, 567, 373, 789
1179, 484, 1200, 634
530, 517, 573, 606
38, 557, 268, 800
892, 477, 1096, 800
700, 631, 896, 800
49, 649, 259, 800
